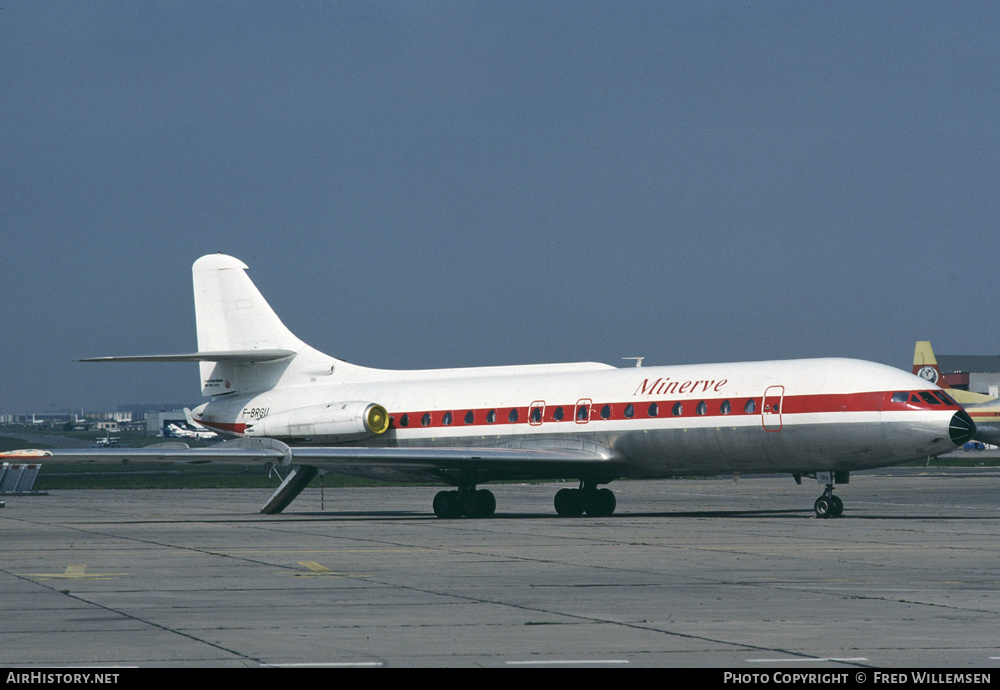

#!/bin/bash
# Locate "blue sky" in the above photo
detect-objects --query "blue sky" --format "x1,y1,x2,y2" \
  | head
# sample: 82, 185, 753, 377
2, 1, 998, 413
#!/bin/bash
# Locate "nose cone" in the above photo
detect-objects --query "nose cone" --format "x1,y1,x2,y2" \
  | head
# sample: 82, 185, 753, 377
949, 410, 976, 446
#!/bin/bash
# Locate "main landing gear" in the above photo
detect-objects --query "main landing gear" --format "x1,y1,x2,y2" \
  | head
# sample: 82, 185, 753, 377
432, 479, 617, 519
553, 481, 617, 517
433, 487, 496, 519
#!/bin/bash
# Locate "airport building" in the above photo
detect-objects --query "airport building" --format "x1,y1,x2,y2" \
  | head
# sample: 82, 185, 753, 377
936, 354, 1000, 397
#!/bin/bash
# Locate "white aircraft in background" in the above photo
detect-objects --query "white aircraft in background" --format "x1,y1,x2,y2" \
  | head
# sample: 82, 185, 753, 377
5, 254, 975, 519
163, 423, 218, 441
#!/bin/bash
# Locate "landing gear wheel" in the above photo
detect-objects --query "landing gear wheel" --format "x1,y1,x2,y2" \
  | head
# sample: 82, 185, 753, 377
554, 488, 584, 517
829, 494, 844, 517
584, 488, 616, 517
814, 495, 834, 519
814, 493, 844, 519
468, 489, 496, 518
433, 490, 462, 519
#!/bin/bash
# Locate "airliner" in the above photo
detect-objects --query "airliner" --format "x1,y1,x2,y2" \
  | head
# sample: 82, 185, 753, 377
163, 422, 218, 441
6, 254, 975, 519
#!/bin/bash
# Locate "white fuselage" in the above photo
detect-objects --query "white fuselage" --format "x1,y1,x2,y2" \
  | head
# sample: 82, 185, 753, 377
193, 357, 966, 482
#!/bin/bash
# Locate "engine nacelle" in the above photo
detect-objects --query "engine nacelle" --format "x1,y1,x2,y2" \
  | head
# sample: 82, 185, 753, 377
244, 402, 390, 442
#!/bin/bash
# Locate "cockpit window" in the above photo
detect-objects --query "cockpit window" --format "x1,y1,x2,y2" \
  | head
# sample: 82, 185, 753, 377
932, 391, 956, 406
892, 392, 909, 403
918, 391, 942, 405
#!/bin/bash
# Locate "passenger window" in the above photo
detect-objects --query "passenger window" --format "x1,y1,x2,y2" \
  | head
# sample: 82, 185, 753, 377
553, 406, 564, 421
399, 413, 409, 427
508, 408, 519, 423
672, 402, 683, 416
464, 410, 474, 424
421, 412, 431, 426
487, 409, 497, 423
600, 404, 611, 419
721, 400, 731, 415
530, 407, 542, 423
443, 411, 453, 425
576, 405, 588, 421
648, 402, 659, 417
696, 401, 707, 416
624, 403, 634, 418
744, 399, 756, 413
891, 392, 909, 403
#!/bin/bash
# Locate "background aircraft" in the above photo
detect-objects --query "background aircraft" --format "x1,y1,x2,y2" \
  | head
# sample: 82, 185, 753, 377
912, 341, 1000, 445
4, 256, 975, 519
163, 423, 218, 441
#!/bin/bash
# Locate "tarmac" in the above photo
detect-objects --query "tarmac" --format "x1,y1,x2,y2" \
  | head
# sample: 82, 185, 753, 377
1, 466, 999, 668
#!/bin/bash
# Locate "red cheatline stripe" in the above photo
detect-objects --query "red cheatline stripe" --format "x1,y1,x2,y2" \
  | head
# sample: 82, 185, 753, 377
387, 390, 957, 431
194, 390, 957, 435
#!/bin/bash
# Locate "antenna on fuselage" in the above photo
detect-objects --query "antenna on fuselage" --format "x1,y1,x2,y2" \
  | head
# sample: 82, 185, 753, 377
622, 357, 644, 368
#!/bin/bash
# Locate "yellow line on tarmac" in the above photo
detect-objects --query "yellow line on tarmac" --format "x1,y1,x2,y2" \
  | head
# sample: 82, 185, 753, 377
294, 561, 372, 578
18, 564, 128, 580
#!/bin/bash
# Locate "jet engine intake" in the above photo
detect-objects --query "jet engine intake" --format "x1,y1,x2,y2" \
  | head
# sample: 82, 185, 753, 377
245, 402, 390, 442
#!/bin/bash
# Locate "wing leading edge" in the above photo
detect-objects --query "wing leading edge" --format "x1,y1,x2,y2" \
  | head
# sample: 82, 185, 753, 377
3, 440, 619, 476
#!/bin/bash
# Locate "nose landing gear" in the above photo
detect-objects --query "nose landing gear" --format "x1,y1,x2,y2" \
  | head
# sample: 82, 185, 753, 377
795, 470, 848, 519
813, 488, 844, 518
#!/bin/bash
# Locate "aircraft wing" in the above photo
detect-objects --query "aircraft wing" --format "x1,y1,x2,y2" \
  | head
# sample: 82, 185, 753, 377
1, 439, 622, 477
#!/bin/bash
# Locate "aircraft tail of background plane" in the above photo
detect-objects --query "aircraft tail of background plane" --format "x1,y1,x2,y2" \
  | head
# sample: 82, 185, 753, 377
912, 340, 994, 405
912, 341, 943, 385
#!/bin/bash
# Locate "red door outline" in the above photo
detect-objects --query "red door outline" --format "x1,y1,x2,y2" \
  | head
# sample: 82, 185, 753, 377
762, 386, 784, 432
529, 400, 545, 426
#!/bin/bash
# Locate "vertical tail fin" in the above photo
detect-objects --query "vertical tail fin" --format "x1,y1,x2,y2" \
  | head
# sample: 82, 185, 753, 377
912, 341, 942, 385
192, 254, 341, 397
193, 254, 304, 354
81, 254, 367, 397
